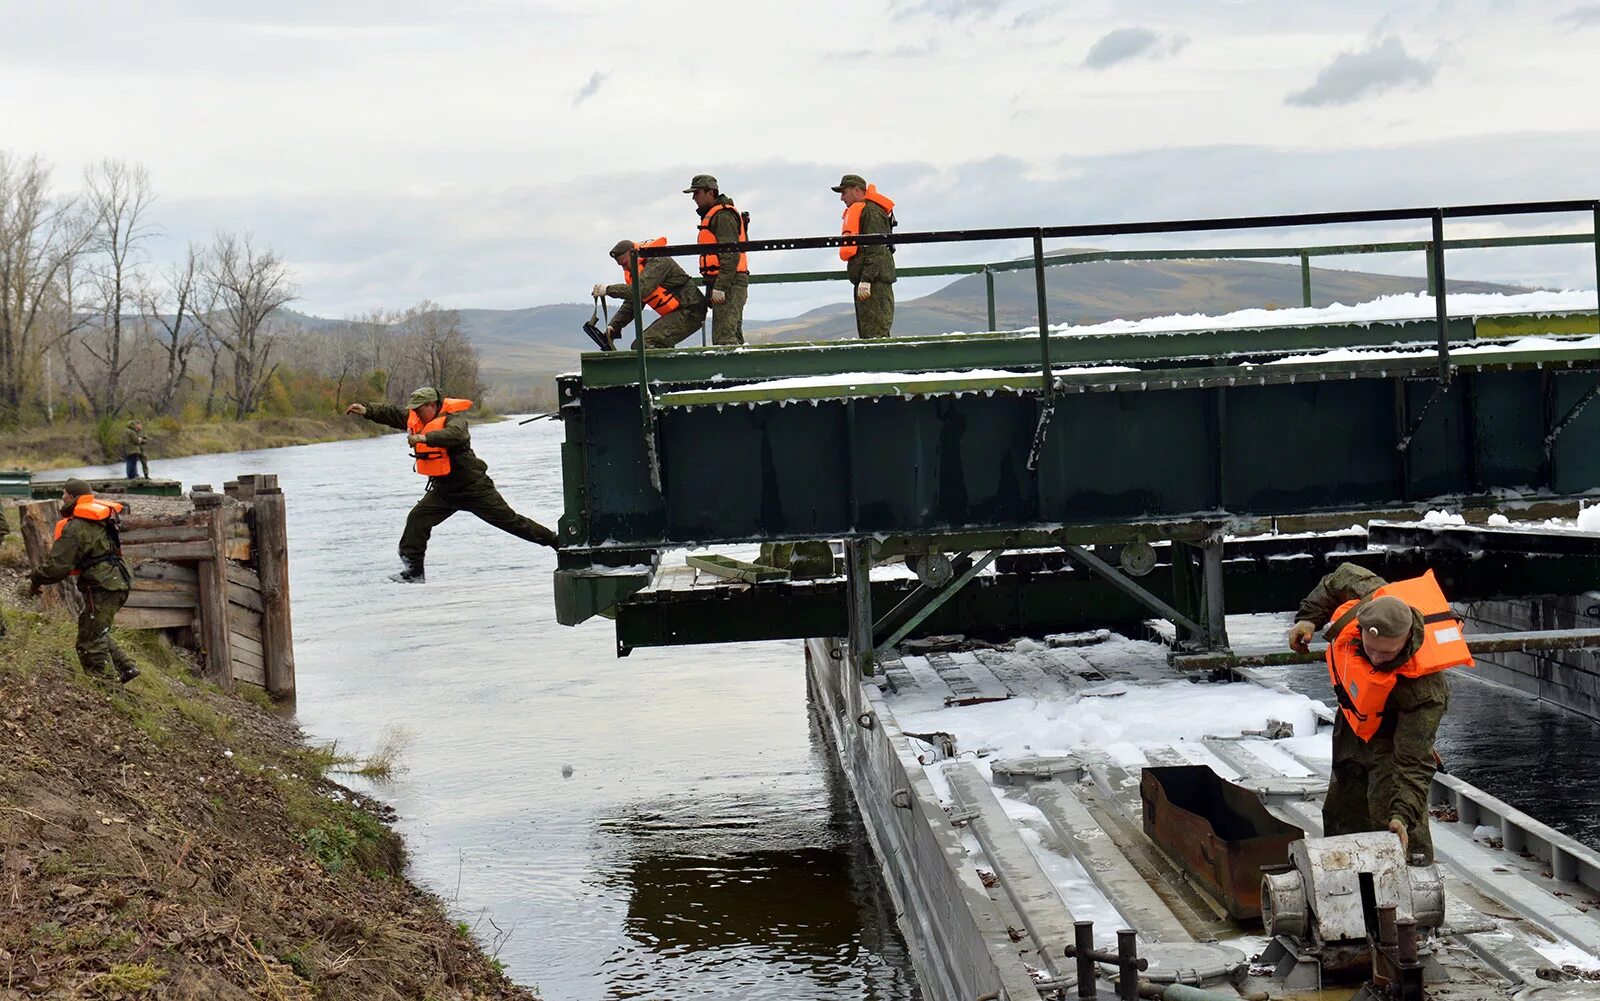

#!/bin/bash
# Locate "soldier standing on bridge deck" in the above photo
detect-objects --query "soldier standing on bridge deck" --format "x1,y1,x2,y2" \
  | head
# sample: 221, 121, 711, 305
685, 174, 749, 346
346, 387, 558, 583
833, 174, 897, 339
123, 420, 150, 479
1288, 562, 1473, 865
592, 239, 708, 349
27, 478, 138, 684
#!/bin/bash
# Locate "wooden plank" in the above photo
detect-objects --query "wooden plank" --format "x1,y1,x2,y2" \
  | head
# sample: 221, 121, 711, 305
132, 561, 199, 584
131, 578, 198, 595
115, 606, 194, 630
123, 590, 199, 610
228, 609, 264, 641
225, 563, 261, 590
192, 493, 234, 689
122, 514, 203, 531
121, 525, 208, 545
253, 487, 295, 698
232, 657, 266, 687
229, 630, 264, 659
123, 540, 214, 562
227, 582, 264, 612
224, 539, 252, 561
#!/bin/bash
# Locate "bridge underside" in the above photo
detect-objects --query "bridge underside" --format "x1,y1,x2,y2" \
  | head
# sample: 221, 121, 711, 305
552, 310, 1600, 652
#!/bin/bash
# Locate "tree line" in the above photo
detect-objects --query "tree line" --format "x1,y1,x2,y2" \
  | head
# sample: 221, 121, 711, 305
0, 151, 489, 429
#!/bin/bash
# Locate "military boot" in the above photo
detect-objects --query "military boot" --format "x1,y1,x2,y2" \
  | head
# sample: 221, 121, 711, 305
389, 560, 426, 584
111, 648, 140, 684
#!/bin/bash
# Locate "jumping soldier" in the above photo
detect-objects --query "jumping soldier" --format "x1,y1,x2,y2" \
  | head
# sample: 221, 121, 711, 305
346, 387, 558, 583
593, 239, 708, 349
1287, 563, 1473, 865
27, 478, 138, 683
833, 174, 897, 339
685, 174, 749, 345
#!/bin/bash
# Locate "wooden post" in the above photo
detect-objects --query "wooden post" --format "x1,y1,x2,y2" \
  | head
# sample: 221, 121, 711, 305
17, 500, 83, 617
251, 474, 296, 698
191, 491, 234, 689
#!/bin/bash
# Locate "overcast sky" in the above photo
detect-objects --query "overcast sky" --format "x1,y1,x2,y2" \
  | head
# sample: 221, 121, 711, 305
4, 0, 1599, 318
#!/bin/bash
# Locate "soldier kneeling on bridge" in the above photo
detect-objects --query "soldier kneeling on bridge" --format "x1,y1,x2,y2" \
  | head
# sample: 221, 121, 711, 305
1288, 563, 1473, 865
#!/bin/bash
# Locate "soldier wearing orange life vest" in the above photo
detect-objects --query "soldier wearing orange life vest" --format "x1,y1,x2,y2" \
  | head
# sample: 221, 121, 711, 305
346, 387, 558, 583
26, 478, 138, 682
832, 173, 897, 339
684, 174, 749, 346
1288, 563, 1470, 864
591, 239, 707, 349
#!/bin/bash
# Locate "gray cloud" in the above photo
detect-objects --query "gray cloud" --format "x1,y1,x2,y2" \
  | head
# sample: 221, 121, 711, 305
826, 39, 940, 61
572, 71, 608, 107
1556, 4, 1600, 26
1083, 27, 1189, 70
1286, 35, 1436, 107
889, 0, 1004, 19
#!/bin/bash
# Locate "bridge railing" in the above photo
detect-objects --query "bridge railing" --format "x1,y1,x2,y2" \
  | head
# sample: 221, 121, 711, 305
618, 200, 1600, 458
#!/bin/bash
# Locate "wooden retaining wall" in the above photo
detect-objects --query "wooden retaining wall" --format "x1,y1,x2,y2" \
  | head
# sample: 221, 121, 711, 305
20, 472, 295, 698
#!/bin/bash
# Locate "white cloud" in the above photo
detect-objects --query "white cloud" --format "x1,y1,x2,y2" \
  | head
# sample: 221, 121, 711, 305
1083, 27, 1189, 70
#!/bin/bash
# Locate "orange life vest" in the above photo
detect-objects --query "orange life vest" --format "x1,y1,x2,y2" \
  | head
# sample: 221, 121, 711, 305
407, 397, 473, 476
620, 238, 681, 316
1324, 569, 1474, 741
53, 494, 125, 576
839, 186, 897, 262
697, 203, 749, 278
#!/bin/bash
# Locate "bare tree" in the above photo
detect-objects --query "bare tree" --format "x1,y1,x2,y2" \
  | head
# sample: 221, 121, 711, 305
0, 152, 90, 422
68, 160, 156, 416
399, 300, 479, 399
142, 242, 208, 416
197, 232, 296, 418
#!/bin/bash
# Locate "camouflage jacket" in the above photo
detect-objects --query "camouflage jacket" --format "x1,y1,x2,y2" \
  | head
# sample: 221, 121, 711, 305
605, 256, 704, 330
847, 199, 896, 286
30, 513, 130, 593
700, 196, 747, 292
124, 426, 147, 455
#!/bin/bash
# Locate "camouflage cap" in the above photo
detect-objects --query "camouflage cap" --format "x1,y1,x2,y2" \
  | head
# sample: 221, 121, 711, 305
63, 477, 92, 498
682, 174, 719, 193
831, 173, 867, 192
1358, 595, 1415, 639
609, 239, 636, 258
407, 386, 441, 410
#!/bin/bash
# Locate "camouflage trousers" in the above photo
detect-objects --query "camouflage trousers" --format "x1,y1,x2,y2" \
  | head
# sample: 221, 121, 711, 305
708, 276, 748, 346
399, 481, 555, 566
853, 281, 895, 339
630, 302, 711, 350
1324, 680, 1448, 864
77, 587, 135, 678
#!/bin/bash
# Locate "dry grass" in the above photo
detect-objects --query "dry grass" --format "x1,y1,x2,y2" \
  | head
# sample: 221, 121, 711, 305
5, 416, 388, 472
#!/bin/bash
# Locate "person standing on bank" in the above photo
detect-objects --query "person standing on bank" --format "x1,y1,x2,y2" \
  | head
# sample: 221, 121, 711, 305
833, 174, 897, 339
27, 478, 139, 684
685, 174, 749, 346
1287, 563, 1473, 865
345, 388, 558, 583
124, 420, 150, 479
592, 239, 708, 349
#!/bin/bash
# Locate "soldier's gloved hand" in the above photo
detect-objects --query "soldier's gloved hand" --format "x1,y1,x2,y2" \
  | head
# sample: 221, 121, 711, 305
856, 282, 872, 302
1287, 620, 1315, 653
604, 325, 620, 344
710, 289, 727, 305
591, 284, 606, 299
344, 403, 367, 416
406, 433, 425, 446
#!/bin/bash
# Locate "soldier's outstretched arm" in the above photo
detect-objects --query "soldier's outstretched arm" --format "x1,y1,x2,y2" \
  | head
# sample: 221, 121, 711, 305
356, 402, 412, 431
29, 523, 82, 588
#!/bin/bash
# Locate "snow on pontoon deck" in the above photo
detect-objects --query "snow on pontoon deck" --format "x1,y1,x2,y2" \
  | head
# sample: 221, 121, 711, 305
870, 624, 1600, 995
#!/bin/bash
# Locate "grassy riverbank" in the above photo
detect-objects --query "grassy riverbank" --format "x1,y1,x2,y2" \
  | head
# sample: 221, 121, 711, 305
0, 534, 539, 999
4, 416, 390, 473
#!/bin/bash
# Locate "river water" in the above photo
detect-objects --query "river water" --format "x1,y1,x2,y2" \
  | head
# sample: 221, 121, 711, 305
56, 419, 1600, 998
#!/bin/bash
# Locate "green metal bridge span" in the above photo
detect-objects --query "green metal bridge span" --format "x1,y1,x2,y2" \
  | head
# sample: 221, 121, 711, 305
553, 199, 1600, 662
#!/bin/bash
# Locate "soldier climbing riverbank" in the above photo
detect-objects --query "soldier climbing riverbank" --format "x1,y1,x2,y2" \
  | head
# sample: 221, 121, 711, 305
25, 477, 139, 684
346, 387, 558, 583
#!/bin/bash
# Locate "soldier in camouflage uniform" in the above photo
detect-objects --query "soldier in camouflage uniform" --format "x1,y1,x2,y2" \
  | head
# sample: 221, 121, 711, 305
833, 174, 897, 339
123, 420, 150, 479
347, 388, 558, 583
685, 174, 749, 346
28, 478, 139, 683
1288, 562, 1448, 864
594, 240, 708, 349
1, 503, 10, 638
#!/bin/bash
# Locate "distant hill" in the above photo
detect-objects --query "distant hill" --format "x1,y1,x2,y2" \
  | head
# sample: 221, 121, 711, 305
294, 257, 1530, 388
